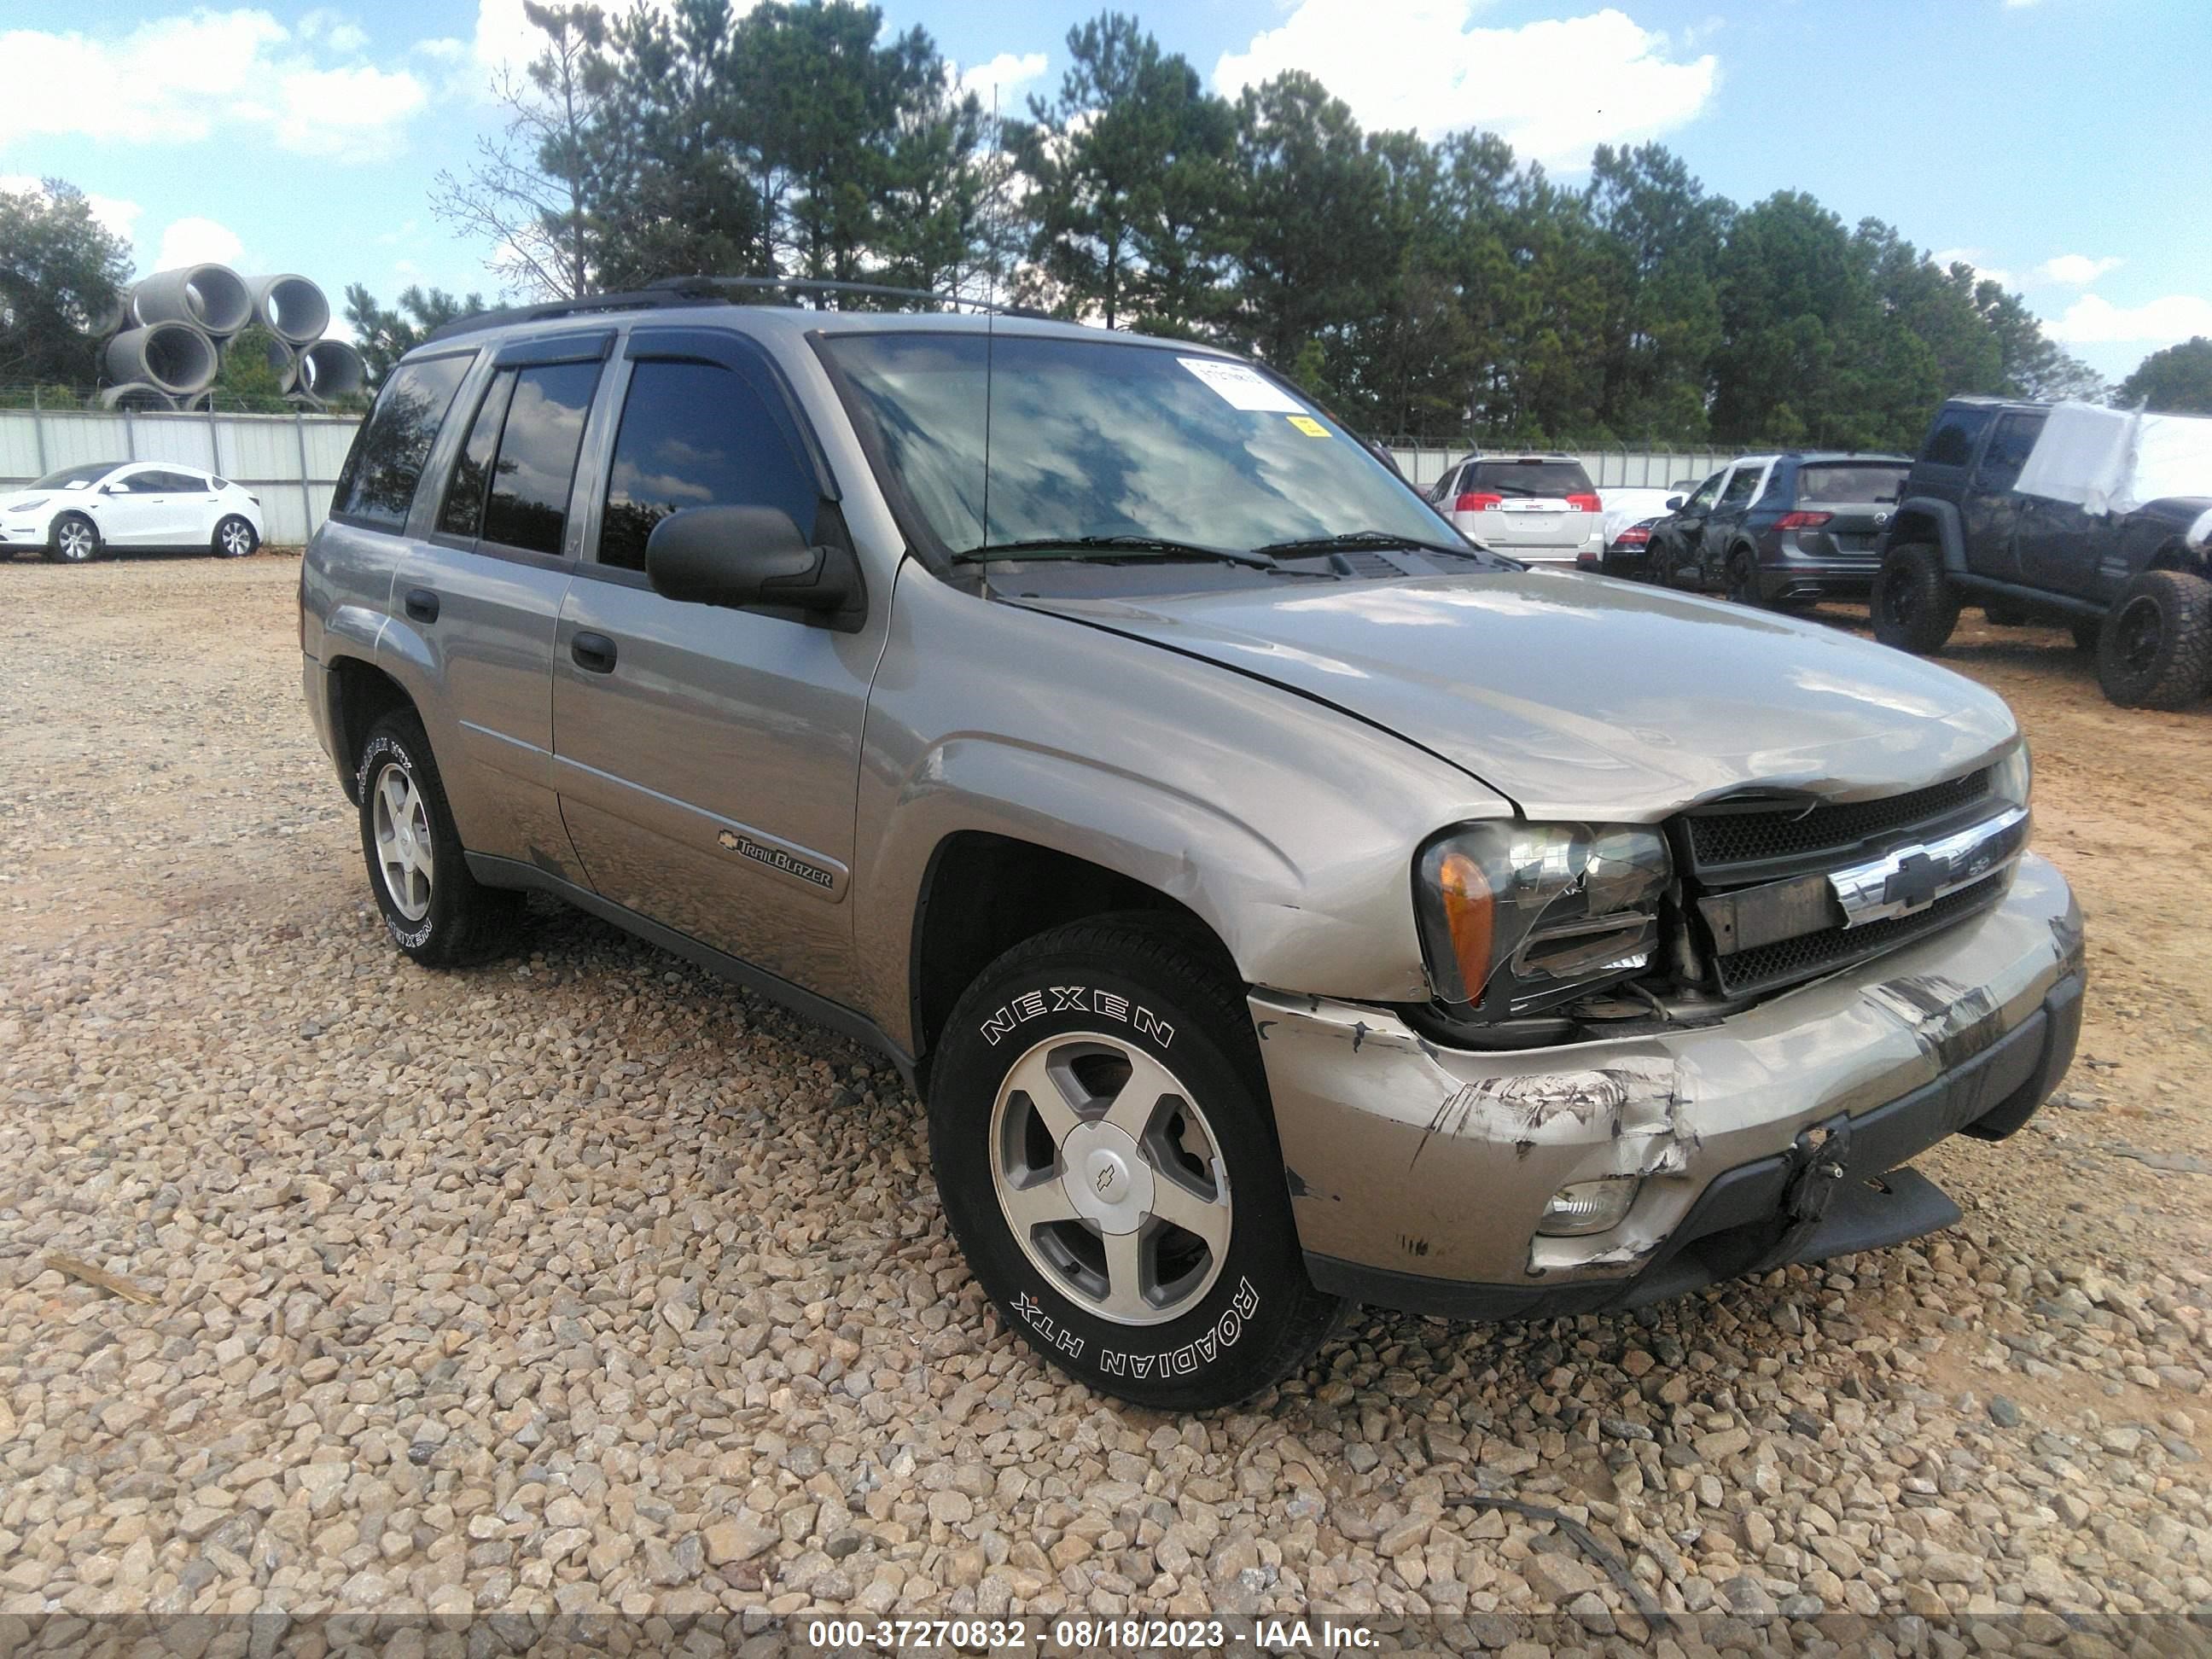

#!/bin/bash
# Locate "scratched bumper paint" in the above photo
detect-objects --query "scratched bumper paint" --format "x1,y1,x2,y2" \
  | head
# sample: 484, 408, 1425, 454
1253, 852, 2080, 1288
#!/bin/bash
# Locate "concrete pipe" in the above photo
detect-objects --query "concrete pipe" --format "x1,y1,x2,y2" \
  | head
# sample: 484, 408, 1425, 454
105, 323, 219, 397
299, 339, 365, 400
243, 331, 300, 393
86, 288, 131, 337
98, 382, 179, 412
247, 274, 330, 346
129, 264, 253, 338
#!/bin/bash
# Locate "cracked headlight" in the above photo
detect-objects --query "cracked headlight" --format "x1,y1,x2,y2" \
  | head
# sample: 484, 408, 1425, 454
1415, 822, 1671, 1022
1991, 743, 2031, 812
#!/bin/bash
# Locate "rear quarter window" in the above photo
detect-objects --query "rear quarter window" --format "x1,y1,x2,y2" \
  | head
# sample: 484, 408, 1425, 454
330, 352, 473, 531
1919, 406, 1995, 469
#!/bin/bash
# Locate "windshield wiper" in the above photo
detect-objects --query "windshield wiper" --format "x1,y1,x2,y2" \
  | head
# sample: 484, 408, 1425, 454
1255, 528, 1489, 562
953, 535, 1279, 570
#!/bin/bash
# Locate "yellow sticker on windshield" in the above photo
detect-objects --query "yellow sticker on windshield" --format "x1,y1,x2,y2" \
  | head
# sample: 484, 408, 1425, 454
1287, 415, 1328, 437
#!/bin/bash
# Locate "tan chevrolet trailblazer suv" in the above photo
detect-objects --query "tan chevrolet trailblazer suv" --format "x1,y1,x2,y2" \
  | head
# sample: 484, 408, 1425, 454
300, 281, 2083, 1410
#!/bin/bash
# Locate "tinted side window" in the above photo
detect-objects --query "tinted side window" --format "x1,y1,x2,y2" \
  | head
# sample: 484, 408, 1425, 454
439, 369, 517, 539
332, 354, 470, 530
482, 361, 602, 556
597, 360, 819, 573
1976, 413, 2046, 494
1921, 405, 1994, 469
117, 471, 163, 493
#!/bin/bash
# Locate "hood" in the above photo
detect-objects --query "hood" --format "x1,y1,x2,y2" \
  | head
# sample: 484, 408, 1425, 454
1010, 570, 2018, 820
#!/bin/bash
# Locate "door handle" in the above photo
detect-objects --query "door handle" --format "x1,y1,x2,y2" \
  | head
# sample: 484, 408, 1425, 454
404, 587, 439, 624
571, 631, 618, 673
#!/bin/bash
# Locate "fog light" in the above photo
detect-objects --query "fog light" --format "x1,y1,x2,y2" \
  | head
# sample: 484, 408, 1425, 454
1537, 1177, 1639, 1237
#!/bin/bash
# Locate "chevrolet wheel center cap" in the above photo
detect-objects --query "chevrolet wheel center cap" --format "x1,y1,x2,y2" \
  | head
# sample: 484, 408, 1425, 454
1061, 1121, 1155, 1232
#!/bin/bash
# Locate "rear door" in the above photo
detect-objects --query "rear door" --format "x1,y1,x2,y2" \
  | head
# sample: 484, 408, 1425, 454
1960, 410, 2043, 584
395, 332, 608, 882
550, 325, 880, 994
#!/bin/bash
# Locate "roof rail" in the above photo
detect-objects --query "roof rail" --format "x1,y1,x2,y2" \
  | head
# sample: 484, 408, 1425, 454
417, 273, 1045, 346
645, 274, 1046, 318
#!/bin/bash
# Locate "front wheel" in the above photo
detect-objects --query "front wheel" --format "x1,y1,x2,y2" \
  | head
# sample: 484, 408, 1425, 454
1871, 543, 1959, 654
355, 710, 522, 964
929, 917, 1343, 1411
212, 515, 259, 558
2097, 569, 2212, 709
48, 513, 100, 564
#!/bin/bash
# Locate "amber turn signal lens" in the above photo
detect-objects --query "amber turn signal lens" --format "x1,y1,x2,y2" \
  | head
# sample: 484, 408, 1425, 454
1435, 847, 1495, 1005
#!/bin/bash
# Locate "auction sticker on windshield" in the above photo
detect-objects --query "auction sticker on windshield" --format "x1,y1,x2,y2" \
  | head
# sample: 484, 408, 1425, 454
1287, 415, 1329, 437
1179, 357, 1307, 414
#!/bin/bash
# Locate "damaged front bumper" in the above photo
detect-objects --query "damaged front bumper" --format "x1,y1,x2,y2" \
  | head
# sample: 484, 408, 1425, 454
1253, 852, 2083, 1321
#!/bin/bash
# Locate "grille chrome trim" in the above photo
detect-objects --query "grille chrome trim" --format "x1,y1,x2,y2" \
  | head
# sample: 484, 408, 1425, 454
1828, 806, 2029, 929
1683, 767, 1994, 880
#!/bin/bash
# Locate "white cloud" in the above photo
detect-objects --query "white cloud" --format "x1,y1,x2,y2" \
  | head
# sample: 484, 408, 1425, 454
465, 0, 696, 74
1213, 2, 1717, 166
958, 51, 1050, 103
2046, 293, 2212, 346
298, 8, 370, 55
276, 65, 427, 158
154, 217, 246, 271
2038, 253, 2123, 286
0, 9, 425, 160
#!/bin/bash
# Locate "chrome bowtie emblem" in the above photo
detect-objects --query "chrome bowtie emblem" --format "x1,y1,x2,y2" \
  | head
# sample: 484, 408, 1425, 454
1874, 511, 1892, 528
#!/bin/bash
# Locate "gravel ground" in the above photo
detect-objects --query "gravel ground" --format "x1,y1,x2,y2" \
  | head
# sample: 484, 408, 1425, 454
2, 555, 2209, 1640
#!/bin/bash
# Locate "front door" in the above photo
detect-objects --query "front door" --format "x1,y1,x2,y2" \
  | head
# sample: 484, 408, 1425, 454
1962, 410, 2044, 585
1655, 469, 1724, 584
99, 468, 183, 546
551, 327, 881, 997
1697, 460, 1767, 582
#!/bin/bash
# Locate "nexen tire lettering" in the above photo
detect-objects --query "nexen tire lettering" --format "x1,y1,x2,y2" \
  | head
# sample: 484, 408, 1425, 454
979, 984, 1174, 1047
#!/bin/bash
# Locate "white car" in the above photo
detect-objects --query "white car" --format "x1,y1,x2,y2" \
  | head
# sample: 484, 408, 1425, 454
0, 460, 264, 564
1424, 451, 1604, 568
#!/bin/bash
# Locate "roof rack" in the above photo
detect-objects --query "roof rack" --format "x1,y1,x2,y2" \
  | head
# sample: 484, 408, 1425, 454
419, 273, 1041, 346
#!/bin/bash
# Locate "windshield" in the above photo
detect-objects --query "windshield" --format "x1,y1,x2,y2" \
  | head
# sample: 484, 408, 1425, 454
821, 331, 1453, 560
30, 463, 122, 492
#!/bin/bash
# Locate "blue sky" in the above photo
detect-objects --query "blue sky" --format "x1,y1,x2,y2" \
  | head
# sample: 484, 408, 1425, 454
5, 0, 2207, 382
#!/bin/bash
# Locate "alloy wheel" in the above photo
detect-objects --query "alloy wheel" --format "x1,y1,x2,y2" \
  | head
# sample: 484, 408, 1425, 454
988, 1032, 1232, 1326
220, 519, 254, 556
56, 521, 94, 562
370, 762, 434, 921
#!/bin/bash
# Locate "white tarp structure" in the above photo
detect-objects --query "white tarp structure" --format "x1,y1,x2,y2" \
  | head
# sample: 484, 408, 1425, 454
2014, 400, 2212, 517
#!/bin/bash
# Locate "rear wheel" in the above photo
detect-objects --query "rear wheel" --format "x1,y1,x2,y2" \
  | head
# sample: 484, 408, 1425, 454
1871, 543, 1959, 655
212, 515, 258, 558
48, 513, 100, 564
1724, 546, 1765, 607
355, 709, 522, 964
929, 917, 1342, 1410
2096, 569, 2212, 709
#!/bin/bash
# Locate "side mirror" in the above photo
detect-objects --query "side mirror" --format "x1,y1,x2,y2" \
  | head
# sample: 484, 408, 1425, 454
1665, 495, 1684, 511
644, 504, 864, 630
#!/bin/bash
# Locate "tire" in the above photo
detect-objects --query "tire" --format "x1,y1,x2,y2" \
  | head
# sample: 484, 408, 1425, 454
928, 917, 1344, 1411
212, 515, 259, 558
1871, 543, 1959, 655
2072, 619, 2100, 654
2096, 569, 2212, 710
1724, 546, 1766, 607
47, 512, 101, 564
354, 709, 522, 965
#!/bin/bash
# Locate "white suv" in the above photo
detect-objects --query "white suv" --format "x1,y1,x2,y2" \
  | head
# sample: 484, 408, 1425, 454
1429, 451, 1604, 567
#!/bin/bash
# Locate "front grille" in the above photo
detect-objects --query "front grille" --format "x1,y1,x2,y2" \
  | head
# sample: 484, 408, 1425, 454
1685, 768, 1991, 874
1710, 876, 2006, 998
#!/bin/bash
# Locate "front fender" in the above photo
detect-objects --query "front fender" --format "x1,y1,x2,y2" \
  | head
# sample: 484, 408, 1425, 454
1888, 497, 1967, 572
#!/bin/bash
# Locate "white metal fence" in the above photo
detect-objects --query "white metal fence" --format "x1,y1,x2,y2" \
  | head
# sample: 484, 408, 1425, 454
0, 402, 360, 546
1384, 444, 1744, 494
2, 403, 1749, 548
